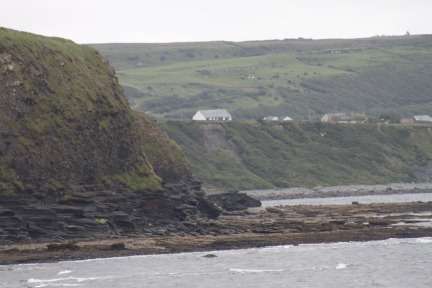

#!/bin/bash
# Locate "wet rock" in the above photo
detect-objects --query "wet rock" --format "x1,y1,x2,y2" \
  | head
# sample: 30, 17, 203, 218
368, 220, 390, 226
0, 209, 15, 216
114, 220, 137, 233
20, 207, 57, 217
65, 225, 86, 232
251, 228, 281, 234
208, 191, 261, 212
47, 243, 80, 251
51, 206, 85, 218
26, 223, 48, 237
111, 242, 126, 250
265, 207, 283, 215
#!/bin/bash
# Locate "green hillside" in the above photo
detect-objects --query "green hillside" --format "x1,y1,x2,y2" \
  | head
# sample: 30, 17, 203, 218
92, 35, 432, 120
0, 28, 192, 194
160, 121, 432, 190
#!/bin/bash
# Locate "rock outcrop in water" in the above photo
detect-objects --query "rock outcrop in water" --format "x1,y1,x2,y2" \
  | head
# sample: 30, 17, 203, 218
0, 28, 219, 244
208, 191, 261, 212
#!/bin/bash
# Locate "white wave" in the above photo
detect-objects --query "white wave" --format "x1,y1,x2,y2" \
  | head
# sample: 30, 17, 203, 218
416, 237, 432, 244
230, 268, 284, 273
29, 278, 68, 284
28, 276, 111, 284
299, 237, 431, 250
311, 266, 335, 271
336, 263, 349, 269
57, 270, 73, 275
34, 284, 80, 288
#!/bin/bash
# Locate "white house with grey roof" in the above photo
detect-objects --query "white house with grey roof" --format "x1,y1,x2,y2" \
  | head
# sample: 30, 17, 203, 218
192, 109, 232, 121
413, 115, 432, 123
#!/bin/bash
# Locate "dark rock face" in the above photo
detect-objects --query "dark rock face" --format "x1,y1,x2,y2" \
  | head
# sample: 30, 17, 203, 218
0, 182, 220, 244
208, 191, 261, 212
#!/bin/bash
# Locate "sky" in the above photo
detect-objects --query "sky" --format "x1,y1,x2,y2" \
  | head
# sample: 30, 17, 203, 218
2, 0, 432, 44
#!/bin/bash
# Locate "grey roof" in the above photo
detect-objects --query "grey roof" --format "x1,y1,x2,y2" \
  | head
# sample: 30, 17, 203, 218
198, 109, 231, 118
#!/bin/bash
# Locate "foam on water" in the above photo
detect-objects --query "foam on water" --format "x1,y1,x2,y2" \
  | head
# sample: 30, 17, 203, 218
230, 268, 285, 273
27, 275, 113, 287
335, 263, 349, 269
33, 284, 80, 288
416, 237, 432, 244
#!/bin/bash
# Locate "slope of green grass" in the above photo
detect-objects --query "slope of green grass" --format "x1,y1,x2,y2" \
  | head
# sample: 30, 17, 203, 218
160, 121, 432, 190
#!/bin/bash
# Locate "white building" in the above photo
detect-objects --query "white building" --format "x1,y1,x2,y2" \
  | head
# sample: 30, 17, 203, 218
192, 109, 232, 121
263, 116, 279, 121
414, 115, 432, 123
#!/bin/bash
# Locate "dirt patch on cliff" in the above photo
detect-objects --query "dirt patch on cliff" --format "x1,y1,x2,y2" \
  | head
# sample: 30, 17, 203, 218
199, 123, 239, 159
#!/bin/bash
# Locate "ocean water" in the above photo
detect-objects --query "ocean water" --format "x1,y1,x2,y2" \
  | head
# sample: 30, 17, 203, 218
1, 237, 432, 288
262, 192, 432, 207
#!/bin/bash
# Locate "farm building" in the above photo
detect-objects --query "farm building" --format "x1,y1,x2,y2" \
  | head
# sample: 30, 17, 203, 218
413, 115, 432, 123
282, 116, 293, 121
263, 116, 279, 121
192, 109, 232, 121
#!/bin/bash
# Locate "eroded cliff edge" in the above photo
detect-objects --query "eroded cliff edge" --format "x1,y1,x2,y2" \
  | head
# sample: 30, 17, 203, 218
0, 28, 219, 244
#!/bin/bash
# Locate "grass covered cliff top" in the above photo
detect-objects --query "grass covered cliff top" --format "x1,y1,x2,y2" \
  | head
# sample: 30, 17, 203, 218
0, 27, 165, 193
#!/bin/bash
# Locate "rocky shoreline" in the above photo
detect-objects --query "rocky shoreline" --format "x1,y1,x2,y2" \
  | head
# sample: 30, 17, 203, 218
2, 199, 432, 265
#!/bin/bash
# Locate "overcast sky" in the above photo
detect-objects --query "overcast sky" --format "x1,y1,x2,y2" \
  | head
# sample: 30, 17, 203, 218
2, 0, 431, 44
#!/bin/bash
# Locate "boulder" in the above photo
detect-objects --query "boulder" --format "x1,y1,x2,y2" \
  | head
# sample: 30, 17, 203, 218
208, 191, 261, 211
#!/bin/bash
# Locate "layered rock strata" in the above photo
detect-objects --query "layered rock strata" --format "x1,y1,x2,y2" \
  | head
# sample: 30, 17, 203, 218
0, 182, 220, 244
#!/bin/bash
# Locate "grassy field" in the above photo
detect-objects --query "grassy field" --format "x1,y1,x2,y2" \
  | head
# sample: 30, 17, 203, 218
92, 35, 432, 120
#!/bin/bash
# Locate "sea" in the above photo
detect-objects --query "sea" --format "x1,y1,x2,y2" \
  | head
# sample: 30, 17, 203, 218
261, 192, 432, 207
1, 193, 432, 288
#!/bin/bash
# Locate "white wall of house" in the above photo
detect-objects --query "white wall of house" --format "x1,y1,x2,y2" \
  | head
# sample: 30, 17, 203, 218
192, 111, 207, 121
414, 115, 432, 123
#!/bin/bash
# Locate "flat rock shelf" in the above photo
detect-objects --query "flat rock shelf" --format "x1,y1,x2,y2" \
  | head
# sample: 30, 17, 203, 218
1, 201, 432, 265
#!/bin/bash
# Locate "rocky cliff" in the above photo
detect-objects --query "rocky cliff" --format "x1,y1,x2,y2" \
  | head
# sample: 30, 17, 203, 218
0, 28, 159, 191
0, 28, 219, 244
